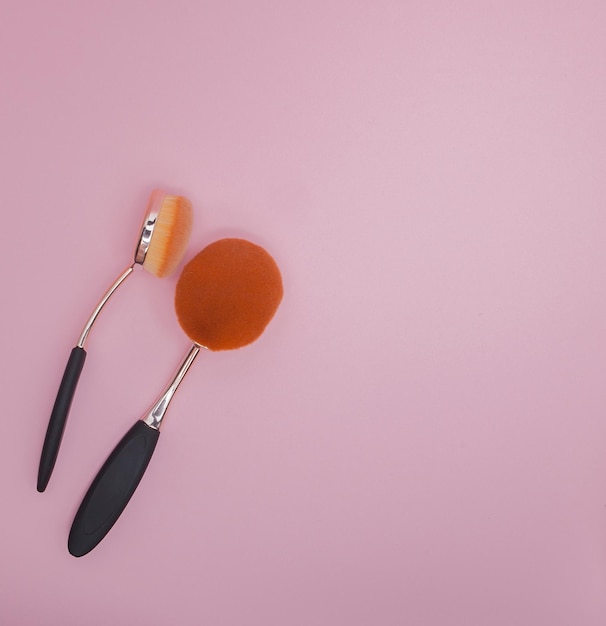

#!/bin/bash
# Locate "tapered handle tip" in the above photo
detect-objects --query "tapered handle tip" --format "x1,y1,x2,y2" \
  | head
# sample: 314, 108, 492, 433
38, 347, 87, 492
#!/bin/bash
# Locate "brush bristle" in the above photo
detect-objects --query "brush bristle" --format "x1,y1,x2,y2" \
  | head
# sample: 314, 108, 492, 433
143, 194, 193, 278
174, 238, 283, 351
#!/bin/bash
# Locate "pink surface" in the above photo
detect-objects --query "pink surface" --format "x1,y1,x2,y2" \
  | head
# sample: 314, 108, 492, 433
2, 1, 606, 624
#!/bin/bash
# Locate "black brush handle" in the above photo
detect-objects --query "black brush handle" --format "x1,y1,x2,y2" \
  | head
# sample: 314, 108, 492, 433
37, 346, 87, 492
68, 420, 160, 557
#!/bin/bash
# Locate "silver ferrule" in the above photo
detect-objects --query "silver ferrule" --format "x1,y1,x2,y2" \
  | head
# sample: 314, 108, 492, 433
142, 343, 202, 430
77, 265, 135, 349
134, 194, 162, 266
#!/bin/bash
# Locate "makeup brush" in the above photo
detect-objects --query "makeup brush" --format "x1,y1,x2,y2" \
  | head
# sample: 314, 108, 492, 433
68, 238, 283, 557
37, 190, 193, 493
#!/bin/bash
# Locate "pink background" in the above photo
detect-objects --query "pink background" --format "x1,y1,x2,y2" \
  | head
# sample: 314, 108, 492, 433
2, 1, 606, 624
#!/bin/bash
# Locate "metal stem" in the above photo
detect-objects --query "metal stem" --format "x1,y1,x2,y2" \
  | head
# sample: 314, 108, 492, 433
142, 344, 201, 431
77, 265, 135, 348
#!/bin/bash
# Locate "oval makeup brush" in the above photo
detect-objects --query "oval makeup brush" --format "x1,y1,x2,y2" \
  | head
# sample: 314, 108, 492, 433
68, 238, 283, 557
37, 190, 194, 492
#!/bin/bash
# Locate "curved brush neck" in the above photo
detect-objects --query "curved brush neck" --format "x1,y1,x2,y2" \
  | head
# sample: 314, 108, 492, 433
142, 344, 201, 431
77, 265, 135, 348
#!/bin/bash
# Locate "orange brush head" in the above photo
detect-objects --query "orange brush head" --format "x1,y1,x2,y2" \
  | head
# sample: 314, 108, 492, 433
174, 238, 283, 351
143, 193, 194, 278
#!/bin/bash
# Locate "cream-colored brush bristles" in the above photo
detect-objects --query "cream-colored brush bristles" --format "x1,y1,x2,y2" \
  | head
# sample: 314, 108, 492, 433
143, 194, 193, 278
